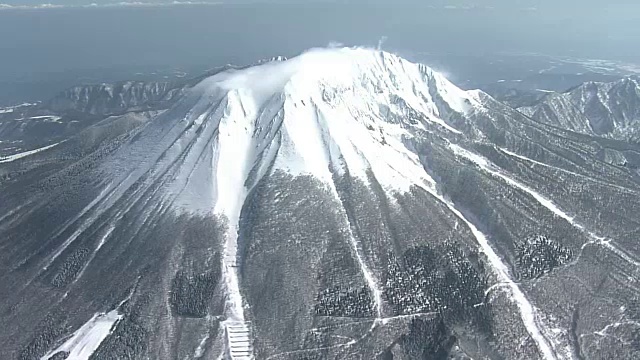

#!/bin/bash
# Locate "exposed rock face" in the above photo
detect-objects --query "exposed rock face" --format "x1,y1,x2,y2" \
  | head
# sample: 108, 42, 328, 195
47, 81, 185, 116
520, 76, 640, 142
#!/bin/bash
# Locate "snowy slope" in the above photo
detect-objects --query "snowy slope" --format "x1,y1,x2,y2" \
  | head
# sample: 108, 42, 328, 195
6, 47, 640, 360
191, 47, 479, 194
40, 310, 122, 360
520, 76, 640, 140
165, 47, 564, 360
0, 141, 61, 163
177, 47, 483, 322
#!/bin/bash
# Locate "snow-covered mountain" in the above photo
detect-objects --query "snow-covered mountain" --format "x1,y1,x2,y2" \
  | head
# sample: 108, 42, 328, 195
2, 48, 640, 360
519, 77, 640, 142
47, 81, 187, 116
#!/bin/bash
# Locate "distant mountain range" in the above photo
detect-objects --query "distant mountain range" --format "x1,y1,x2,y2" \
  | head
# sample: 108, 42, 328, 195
519, 77, 640, 143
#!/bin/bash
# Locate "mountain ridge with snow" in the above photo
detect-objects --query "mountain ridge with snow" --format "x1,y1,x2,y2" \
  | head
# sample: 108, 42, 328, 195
2, 47, 640, 360
188, 47, 479, 194
519, 76, 640, 142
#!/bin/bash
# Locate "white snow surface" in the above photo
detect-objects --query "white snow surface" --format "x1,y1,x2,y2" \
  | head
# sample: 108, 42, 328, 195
41, 310, 122, 360
193, 47, 477, 195
26, 115, 62, 122
179, 47, 481, 326
0, 141, 61, 163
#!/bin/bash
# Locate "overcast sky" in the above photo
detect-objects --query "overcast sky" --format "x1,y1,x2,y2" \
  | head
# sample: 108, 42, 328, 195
1, 0, 639, 13
0, 0, 638, 85
0, 0, 634, 6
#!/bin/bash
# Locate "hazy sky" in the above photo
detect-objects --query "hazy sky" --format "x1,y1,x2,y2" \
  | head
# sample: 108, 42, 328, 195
0, 1, 638, 81
0, 0, 636, 7
1, 0, 639, 15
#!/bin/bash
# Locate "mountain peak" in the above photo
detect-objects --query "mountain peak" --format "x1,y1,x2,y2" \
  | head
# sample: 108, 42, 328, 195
520, 74, 640, 139
195, 47, 479, 123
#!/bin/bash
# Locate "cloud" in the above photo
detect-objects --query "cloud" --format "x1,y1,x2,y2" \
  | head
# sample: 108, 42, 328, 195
0, 3, 65, 10
445, 4, 501, 11
377, 36, 387, 51
0, 1, 222, 11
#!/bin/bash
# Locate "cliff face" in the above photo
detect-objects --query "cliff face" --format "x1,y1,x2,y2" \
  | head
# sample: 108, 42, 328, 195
520, 77, 640, 142
47, 80, 186, 115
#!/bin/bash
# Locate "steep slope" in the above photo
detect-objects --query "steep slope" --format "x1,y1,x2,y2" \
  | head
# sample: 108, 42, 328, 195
2, 48, 640, 360
0, 80, 185, 158
46, 81, 185, 116
0, 66, 245, 158
520, 77, 640, 142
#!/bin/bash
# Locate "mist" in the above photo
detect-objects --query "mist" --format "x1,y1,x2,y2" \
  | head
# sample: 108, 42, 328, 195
1, 2, 638, 79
